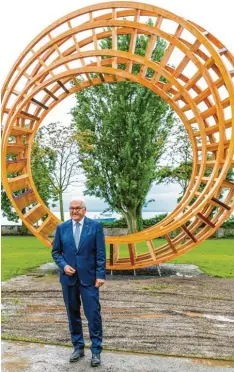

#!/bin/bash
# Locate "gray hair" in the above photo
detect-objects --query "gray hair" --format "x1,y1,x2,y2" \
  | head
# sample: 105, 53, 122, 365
69, 198, 86, 208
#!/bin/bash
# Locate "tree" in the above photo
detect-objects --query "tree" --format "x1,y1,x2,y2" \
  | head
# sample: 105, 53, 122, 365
155, 122, 234, 203
31, 139, 59, 210
155, 122, 192, 198
1, 189, 19, 223
1, 122, 82, 225
36, 122, 82, 221
71, 21, 177, 233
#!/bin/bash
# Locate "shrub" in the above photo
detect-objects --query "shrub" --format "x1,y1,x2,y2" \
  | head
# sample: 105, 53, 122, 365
222, 215, 234, 229
101, 213, 168, 229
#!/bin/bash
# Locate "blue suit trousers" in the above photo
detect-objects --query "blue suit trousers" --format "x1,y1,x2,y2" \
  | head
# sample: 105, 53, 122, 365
62, 279, 102, 353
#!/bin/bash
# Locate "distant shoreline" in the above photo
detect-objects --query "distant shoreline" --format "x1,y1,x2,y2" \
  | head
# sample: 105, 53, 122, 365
1, 211, 170, 226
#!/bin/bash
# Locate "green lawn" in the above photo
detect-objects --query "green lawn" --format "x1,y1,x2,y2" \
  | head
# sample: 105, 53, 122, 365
170, 239, 234, 278
113, 239, 234, 278
1, 237, 52, 281
1, 236, 234, 281
106, 239, 168, 258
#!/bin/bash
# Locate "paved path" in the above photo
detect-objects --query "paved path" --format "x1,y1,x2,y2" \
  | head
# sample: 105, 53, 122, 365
2, 341, 234, 372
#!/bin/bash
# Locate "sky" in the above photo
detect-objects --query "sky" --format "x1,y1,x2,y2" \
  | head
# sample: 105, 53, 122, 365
1, 0, 234, 219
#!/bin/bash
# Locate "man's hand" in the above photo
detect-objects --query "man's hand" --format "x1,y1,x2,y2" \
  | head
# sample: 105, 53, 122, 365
64, 265, 76, 276
95, 278, 105, 288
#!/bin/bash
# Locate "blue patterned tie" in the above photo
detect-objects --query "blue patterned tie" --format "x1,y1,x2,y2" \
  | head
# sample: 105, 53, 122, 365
74, 222, 81, 249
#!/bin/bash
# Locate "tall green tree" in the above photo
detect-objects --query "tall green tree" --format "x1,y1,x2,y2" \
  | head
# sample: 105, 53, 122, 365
71, 21, 177, 233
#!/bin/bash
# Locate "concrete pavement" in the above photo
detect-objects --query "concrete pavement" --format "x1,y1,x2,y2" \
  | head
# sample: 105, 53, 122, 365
2, 341, 234, 372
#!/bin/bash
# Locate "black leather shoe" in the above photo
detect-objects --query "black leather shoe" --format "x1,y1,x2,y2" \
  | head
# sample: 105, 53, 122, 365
91, 352, 101, 367
69, 348, 85, 363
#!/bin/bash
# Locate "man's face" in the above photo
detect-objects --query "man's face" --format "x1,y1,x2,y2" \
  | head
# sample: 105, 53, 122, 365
69, 200, 86, 222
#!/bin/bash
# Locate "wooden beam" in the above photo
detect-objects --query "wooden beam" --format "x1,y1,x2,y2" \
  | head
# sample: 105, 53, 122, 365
128, 243, 137, 265
10, 127, 33, 136
37, 216, 51, 234
110, 244, 114, 266
222, 179, 234, 188
37, 216, 57, 237
197, 140, 230, 152
146, 240, 157, 260
14, 189, 36, 210
6, 158, 27, 173
24, 204, 47, 225
164, 234, 177, 253
7, 144, 27, 155
181, 225, 197, 243
31, 98, 48, 110
19, 111, 40, 121
211, 197, 231, 210
44, 88, 59, 101
8, 174, 29, 192
197, 212, 215, 228
57, 80, 70, 93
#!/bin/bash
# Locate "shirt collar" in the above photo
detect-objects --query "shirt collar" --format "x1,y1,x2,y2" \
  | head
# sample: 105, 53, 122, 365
72, 216, 85, 227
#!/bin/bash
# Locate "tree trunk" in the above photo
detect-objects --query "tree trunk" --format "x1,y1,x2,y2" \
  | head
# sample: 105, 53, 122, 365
136, 204, 143, 231
122, 204, 144, 234
59, 191, 64, 221
123, 209, 138, 234
20, 208, 28, 235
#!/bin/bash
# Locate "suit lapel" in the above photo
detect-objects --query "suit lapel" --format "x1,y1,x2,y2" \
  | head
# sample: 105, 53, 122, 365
67, 219, 76, 250
77, 216, 90, 252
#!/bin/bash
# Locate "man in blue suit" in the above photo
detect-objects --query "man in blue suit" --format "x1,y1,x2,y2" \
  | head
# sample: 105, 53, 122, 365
52, 198, 106, 367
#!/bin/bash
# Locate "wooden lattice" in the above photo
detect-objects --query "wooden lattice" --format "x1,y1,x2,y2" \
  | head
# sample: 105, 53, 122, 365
1, 2, 234, 270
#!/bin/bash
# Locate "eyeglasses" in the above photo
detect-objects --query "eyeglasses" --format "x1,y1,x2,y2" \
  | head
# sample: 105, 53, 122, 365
69, 207, 85, 211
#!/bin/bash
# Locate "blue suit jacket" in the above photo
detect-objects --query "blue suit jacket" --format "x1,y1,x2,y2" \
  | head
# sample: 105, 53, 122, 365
51, 216, 106, 287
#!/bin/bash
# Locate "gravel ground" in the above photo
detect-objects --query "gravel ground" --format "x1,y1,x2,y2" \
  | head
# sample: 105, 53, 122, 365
1, 265, 234, 361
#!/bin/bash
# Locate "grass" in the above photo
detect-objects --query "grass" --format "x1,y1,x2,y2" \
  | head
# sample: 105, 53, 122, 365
110, 239, 234, 278
1, 236, 52, 281
169, 239, 234, 278
107, 239, 166, 259
1, 236, 234, 281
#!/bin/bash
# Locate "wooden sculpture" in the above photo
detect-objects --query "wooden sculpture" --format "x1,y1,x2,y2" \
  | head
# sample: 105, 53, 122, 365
1, 2, 234, 270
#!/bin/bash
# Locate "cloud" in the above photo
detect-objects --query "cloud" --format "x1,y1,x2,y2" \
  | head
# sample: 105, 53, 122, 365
51, 182, 182, 213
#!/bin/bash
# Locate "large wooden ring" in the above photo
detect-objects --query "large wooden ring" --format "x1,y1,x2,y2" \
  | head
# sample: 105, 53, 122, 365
1, 2, 234, 270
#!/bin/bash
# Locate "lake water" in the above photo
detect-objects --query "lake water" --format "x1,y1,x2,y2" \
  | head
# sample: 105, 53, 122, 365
1, 211, 169, 225
54, 211, 168, 221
